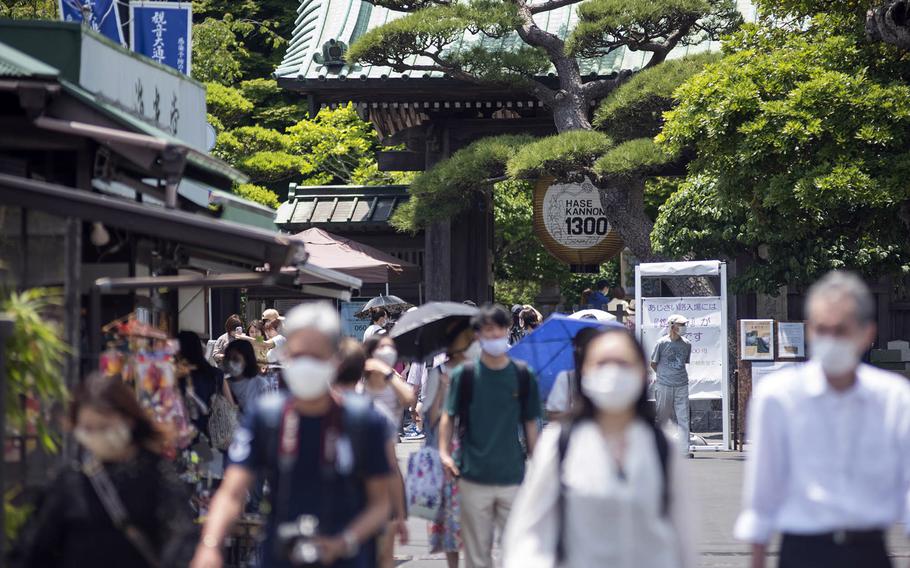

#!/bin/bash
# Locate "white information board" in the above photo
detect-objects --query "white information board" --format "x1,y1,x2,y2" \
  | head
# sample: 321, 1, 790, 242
641, 297, 724, 399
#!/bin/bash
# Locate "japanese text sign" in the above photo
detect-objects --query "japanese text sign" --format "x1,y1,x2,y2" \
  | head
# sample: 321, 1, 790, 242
130, 1, 192, 75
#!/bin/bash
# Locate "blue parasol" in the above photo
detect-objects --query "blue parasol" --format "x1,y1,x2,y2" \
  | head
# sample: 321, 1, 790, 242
509, 313, 624, 401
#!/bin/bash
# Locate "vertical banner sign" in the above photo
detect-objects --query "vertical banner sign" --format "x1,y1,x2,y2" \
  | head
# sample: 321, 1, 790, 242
640, 297, 724, 399
59, 0, 126, 46
130, 1, 192, 75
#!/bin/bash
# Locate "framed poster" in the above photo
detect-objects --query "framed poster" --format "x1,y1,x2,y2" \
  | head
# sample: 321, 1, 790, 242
777, 321, 807, 359
740, 319, 774, 361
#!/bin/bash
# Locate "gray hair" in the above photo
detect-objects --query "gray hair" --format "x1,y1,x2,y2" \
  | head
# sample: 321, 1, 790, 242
283, 302, 341, 341
806, 271, 875, 324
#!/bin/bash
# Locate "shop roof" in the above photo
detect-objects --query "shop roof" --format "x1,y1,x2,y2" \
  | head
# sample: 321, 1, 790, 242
275, 184, 410, 232
0, 171, 298, 271
0, 41, 59, 79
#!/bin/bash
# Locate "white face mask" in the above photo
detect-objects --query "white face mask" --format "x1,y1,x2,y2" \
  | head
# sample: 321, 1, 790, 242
479, 336, 510, 357
811, 336, 861, 376
75, 423, 132, 462
581, 364, 644, 412
374, 346, 398, 367
282, 356, 335, 400
676, 325, 687, 335
227, 360, 245, 378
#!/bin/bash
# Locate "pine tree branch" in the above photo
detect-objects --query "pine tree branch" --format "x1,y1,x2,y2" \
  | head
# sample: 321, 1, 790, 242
527, 0, 585, 14
581, 71, 631, 99
511, 0, 567, 61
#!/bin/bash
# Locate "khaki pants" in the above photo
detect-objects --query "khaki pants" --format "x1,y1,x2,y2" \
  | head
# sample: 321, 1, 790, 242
458, 479, 519, 568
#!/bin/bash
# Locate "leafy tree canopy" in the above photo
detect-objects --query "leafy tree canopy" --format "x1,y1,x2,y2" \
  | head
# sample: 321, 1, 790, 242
654, 20, 910, 292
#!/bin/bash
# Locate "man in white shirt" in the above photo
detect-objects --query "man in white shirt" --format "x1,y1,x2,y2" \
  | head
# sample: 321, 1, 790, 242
735, 271, 910, 568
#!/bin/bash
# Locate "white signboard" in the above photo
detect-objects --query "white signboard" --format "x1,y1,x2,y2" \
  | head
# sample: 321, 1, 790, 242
641, 296, 724, 399
340, 301, 368, 339
542, 177, 610, 249
79, 33, 207, 149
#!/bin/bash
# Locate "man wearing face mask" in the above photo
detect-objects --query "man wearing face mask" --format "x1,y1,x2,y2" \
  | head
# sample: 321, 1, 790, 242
438, 304, 542, 568
650, 314, 693, 457
735, 271, 910, 568
191, 303, 392, 568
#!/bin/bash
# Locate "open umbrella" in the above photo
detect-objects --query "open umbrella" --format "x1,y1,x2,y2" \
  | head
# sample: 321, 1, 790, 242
509, 314, 623, 400
355, 294, 414, 319
390, 302, 478, 362
568, 309, 616, 323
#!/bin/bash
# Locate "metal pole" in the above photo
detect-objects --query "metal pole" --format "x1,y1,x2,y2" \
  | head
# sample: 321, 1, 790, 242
720, 262, 731, 450
90, 285, 102, 370
0, 315, 16, 558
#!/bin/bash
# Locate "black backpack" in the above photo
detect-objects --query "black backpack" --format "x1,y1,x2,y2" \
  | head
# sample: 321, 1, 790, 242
555, 419, 671, 562
456, 359, 532, 441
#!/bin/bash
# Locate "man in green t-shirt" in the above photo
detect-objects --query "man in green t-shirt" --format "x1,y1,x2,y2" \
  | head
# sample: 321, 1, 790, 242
439, 304, 542, 568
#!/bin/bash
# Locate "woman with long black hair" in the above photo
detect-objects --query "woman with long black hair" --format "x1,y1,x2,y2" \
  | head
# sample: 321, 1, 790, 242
503, 327, 696, 568
176, 330, 225, 438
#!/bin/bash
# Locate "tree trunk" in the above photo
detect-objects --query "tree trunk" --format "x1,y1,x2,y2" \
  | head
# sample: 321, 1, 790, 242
599, 178, 715, 297
867, 1, 910, 50
548, 90, 593, 131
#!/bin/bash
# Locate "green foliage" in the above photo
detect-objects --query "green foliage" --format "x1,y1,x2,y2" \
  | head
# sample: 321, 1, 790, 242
0, 0, 55, 19
392, 135, 534, 232
595, 52, 721, 141
5, 489, 32, 544
205, 83, 254, 129
753, 0, 872, 20
569, 0, 741, 58
238, 78, 308, 130
3, 289, 69, 453
655, 21, 910, 291
234, 184, 281, 209
348, 2, 546, 85
593, 138, 677, 180
192, 17, 249, 85
507, 131, 614, 180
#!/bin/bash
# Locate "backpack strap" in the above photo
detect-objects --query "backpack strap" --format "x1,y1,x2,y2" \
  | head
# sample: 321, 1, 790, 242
457, 361, 475, 439
651, 423, 671, 518
513, 360, 531, 421
555, 419, 670, 563
555, 420, 575, 563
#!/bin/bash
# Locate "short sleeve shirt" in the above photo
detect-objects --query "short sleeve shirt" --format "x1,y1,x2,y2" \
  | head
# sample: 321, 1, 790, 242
546, 370, 575, 414
650, 336, 692, 387
227, 394, 390, 568
444, 359, 542, 485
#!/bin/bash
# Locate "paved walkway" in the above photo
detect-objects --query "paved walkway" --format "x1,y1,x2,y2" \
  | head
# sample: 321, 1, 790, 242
392, 440, 910, 567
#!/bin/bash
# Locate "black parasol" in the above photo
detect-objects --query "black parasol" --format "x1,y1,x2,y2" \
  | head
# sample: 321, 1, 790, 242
354, 294, 414, 319
390, 302, 478, 362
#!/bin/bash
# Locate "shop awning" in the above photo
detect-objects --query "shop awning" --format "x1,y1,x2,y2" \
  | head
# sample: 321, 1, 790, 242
290, 227, 420, 284
0, 172, 296, 271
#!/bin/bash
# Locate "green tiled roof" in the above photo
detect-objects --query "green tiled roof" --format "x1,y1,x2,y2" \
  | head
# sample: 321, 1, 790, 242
275, 184, 409, 231
0, 41, 59, 79
276, 0, 757, 84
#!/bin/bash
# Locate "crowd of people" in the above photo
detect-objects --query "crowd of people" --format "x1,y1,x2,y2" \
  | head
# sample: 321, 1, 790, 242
10, 270, 910, 568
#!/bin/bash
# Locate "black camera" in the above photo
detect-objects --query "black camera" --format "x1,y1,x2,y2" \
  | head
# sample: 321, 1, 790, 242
276, 514, 321, 566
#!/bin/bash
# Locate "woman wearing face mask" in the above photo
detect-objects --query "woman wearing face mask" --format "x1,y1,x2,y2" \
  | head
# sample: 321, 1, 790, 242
418, 321, 477, 568
359, 333, 415, 568
502, 327, 696, 568
361, 334, 417, 436
222, 339, 270, 414
176, 330, 225, 440
16, 375, 196, 568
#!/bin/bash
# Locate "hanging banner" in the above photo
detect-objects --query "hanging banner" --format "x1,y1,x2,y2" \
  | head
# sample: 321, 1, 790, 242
59, 0, 125, 46
640, 296, 724, 399
130, 1, 192, 75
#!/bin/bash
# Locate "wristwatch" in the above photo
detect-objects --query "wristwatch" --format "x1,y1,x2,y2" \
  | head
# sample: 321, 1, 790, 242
201, 534, 221, 550
384, 370, 395, 382
342, 530, 359, 558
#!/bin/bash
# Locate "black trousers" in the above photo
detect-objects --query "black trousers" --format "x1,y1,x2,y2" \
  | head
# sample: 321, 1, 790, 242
779, 532, 891, 568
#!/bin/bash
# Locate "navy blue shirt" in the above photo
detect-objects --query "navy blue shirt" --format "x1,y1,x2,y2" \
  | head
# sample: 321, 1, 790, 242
227, 393, 390, 568
588, 291, 611, 310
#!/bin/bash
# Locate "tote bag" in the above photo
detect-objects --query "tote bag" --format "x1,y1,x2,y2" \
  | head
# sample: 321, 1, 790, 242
209, 392, 239, 451
405, 446, 445, 520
